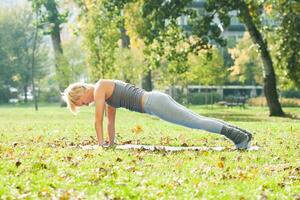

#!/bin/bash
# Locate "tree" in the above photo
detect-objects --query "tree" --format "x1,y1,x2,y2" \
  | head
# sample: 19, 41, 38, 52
269, 1, 300, 89
114, 48, 144, 84
237, 1, 284, 116
63, 38, 87, 83
76, 0, 122, 82
30, 0, 70, 91
128, 0, 285, 116
152, 23, 192, 88
31, 8, 39, 110
0, 5, 48, 104
122, 0, 153, 90
228, 32, 263, 85
133, 0, 193, 91
188, 48, 227, 86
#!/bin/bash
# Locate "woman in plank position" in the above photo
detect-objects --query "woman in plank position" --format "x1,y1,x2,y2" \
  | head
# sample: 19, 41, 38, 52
63, 79, 252, 149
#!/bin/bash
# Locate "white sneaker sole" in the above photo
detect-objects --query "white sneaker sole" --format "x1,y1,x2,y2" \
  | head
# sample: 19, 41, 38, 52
235, 133, 252, 150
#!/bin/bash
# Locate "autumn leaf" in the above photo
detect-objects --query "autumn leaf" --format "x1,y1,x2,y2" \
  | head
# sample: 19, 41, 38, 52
201, 151, 209, 156
160, 136, 171, 145
131, 125, 143, 134
217, 161, 225, 168
121, 140, 132, 144
116, 157, 123, 162
15, 160, 22, 167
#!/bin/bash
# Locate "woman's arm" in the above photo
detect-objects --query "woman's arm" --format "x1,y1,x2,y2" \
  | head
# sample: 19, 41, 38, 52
94, 83, 106, 145
107, 105, 116, 145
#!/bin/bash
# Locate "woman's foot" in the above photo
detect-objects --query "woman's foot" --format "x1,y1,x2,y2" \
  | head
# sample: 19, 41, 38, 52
220, 126, 252, 150
235, 132, 252, 149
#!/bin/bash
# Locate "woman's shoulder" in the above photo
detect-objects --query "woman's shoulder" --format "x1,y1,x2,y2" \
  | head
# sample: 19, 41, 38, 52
95, 79, 115, 86
94, 79, 116, 95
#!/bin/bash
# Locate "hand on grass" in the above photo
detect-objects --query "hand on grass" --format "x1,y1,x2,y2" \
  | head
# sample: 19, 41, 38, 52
99, 141, 116, 148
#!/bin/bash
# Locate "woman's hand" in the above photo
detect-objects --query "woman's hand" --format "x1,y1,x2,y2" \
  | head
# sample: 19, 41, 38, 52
99, 141, 116, 148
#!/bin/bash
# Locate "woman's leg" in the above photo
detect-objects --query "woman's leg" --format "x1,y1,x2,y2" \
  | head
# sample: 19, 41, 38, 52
143, 91, 251, 149
166, 94, 251, 135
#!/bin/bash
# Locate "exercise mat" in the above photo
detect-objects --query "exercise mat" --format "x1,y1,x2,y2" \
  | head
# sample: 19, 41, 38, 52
78, 144, 260, 151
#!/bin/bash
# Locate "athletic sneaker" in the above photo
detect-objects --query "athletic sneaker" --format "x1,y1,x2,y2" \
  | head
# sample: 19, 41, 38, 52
220, 126, 252, 150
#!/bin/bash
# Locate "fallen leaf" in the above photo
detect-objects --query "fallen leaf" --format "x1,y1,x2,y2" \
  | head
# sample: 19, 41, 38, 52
121, 140, 132, 144
217, 161, 225, 168
220, 156, 226, 161
181, 143, 188, 147
15, 160, 22, 167
131, 125, 143, 134
116, 157, 123, 162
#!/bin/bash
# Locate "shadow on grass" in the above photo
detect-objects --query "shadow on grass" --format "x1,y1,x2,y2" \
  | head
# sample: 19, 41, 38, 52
283, 112, 300, 120
202, 111, 300, 122
199, 112, 266, 122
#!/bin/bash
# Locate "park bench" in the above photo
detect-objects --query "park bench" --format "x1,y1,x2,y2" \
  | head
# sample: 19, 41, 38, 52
217, 96, 247, 108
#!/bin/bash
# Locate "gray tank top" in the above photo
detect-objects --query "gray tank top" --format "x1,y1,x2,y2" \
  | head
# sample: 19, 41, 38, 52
106, 80, 145, 113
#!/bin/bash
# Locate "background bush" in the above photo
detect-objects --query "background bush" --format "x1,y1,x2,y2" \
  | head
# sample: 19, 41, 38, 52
0, 87, 11, 103
248, 97, 300, 107
187, 92, 222, 105
281, 89, 300, 98
39, 87, 61, 103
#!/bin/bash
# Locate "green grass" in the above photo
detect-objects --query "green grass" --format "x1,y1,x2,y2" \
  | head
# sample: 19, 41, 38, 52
0, 105, 299, 199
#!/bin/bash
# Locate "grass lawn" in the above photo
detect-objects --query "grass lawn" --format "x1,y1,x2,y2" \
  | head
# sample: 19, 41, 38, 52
0, 105, 299, 199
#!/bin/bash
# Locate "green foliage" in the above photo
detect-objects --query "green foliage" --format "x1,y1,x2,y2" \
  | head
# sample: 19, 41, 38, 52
0, 5, 48, 103
77, 0, 298, 105
30, 0, 70, 91
55, 55, 72, 89
62, 38, 87, 83
150, 23, 192, 86
187, 92, 222, 105
272, 1, 300, 88
114, 48, 144, 84
39, 87, 61, 103
228, 33, 263, 85
78, 0, 123, 81
30, 0, 68, 35
138, 0, 192, 44
0, 87, 10, 103
188, 48, 227, 86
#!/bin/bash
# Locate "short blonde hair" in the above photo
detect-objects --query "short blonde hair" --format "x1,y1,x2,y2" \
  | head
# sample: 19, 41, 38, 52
63, 82, 93, 114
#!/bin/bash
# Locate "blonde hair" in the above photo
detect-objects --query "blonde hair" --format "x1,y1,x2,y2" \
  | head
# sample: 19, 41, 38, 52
63, 82, 93, 114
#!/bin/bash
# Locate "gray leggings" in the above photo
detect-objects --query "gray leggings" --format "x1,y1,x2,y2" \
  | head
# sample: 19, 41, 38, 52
143, 91, 224, 134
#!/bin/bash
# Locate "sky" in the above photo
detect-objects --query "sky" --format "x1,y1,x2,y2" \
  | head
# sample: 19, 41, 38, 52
0, 0, 26, 5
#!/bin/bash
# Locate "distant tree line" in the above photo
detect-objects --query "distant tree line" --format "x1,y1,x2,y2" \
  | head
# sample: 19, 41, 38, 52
0, 0, 299, 117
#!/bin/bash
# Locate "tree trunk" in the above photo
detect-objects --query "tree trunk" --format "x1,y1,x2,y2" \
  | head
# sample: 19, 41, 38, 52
120, 23, 131, 83
51, 26, 64, 88
120, 25, 130, 48
51, 29, 68, 107
51, 30, 63, 58
44, 0, 66, 93
24, 85, 27, 104
239, 2, 284, 116
31, 8, 39, 111
142, 70, 152, 91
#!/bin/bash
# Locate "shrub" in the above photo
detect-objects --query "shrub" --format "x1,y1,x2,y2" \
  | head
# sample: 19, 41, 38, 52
0, 87, 10, 103
39, 87, 61, 103
248, 97, 300, 107
187, 92, 222, 105
281, 89, 300, 98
